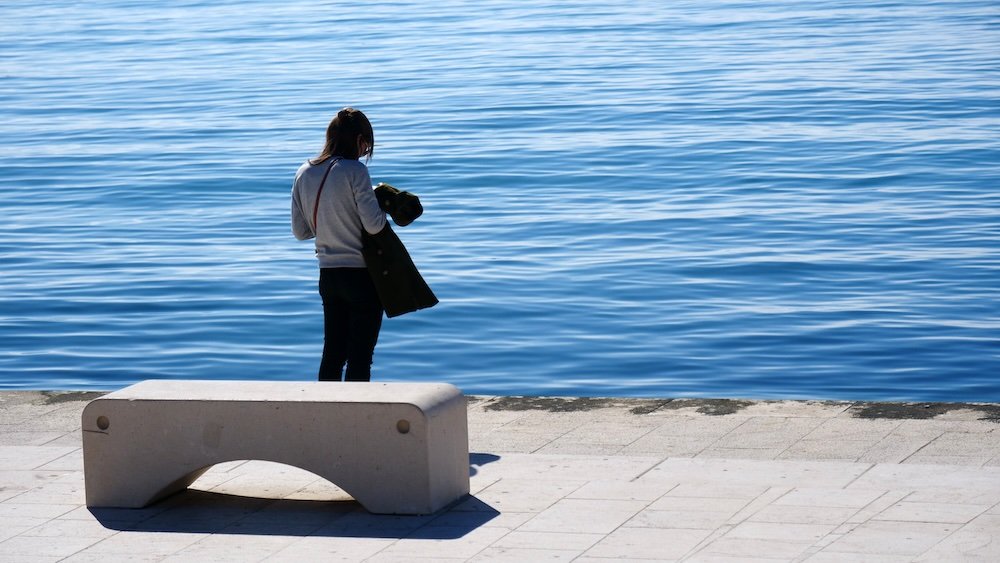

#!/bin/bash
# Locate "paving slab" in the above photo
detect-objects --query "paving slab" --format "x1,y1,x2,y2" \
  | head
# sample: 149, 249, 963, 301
1, 391, 999, 561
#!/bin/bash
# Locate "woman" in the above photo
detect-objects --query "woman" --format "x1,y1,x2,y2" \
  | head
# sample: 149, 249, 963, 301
291, 108, 386, 381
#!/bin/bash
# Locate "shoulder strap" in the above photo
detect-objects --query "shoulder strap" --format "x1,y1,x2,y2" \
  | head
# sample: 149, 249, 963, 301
311, 159, 339, 231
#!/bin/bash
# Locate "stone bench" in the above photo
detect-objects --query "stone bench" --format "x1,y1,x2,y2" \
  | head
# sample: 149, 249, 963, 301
81, 380, 470, 515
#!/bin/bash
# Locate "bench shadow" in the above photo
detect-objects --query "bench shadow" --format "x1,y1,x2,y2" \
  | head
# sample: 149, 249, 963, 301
469, 452, 501, 476
90, 453, 503, 540
90, 492, 498, 539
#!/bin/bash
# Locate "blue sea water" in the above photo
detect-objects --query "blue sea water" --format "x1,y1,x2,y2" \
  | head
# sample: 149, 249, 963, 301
1, 0, 998, 401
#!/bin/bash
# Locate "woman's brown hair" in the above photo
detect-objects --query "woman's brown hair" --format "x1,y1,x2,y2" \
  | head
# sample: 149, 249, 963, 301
310, 107, 374, 165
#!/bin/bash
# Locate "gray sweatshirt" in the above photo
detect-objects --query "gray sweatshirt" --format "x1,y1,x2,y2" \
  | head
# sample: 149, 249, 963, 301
291, 158, 387, 268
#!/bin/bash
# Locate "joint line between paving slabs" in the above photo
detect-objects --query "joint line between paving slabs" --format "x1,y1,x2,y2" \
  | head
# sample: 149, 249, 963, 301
898, 430, 947, 464
703, 416, 753, 453
677, 487, 781, 560
629, 459, 668, 482
528, 422, 587, 454
585, 494, 661, 558
840, 461, 877, 490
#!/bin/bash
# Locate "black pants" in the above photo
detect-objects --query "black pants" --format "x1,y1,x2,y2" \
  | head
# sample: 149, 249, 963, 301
318, 268, 383, 381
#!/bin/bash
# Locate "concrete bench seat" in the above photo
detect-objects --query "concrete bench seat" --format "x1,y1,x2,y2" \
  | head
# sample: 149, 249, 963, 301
82, 380, 470, 515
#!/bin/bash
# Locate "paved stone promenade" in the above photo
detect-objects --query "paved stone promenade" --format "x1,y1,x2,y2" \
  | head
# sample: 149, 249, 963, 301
1, 391, 999, 562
